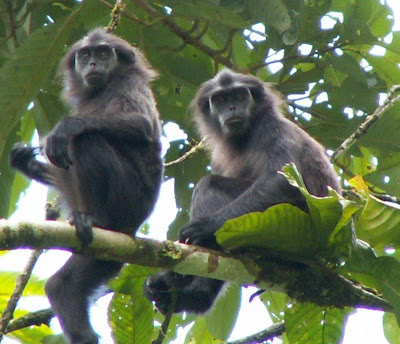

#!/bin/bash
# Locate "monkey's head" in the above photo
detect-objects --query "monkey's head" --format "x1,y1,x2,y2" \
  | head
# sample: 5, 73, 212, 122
61, 28, 157, 105
192, 69, 282, 139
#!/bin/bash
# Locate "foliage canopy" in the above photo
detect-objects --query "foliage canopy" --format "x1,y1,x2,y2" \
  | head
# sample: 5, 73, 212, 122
1, 0, 400, 343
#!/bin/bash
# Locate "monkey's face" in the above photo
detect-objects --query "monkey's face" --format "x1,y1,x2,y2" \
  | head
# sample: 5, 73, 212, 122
74, 44, 118, 90
209, 86, 254, 137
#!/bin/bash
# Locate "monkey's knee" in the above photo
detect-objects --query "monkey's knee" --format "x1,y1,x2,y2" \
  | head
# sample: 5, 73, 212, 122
45, 273, 60, 303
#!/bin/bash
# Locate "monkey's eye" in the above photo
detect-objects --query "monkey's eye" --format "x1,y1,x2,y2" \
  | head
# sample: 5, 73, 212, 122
95, 46, 113, 60
212, 94, 226, 105
236, 92, 245, 101
101, 52, 109, 59
77, 50, 90, 62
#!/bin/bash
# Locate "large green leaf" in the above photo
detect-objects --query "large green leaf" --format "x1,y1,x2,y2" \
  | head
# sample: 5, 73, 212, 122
216, 164, 353, 259
341, 241, 400, 325
206, 284, 241, 340
109, 265, 156, 344
285, 303, 351, 344
0, 6, 81, 159
185, 317, 222, 344
355, 194, 400, 247
216, 204, 315, 255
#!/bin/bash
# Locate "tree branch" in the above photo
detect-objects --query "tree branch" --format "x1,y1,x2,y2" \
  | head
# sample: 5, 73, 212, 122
331, 85, 400, 163
0, 249, 43, 338
131, 0, 236, 69
164, 138, 206, 168
226, 322, 285, 344
2, 309, 53, 335
0, 219, 392, 314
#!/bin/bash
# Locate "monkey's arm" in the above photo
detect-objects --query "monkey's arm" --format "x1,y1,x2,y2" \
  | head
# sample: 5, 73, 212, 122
46, 115, 154, 169
179, 173, 307, 248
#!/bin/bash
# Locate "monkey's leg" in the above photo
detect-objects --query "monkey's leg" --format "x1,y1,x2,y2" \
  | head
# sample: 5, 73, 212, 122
145, 175, 251, 314
45, 255, 122, 344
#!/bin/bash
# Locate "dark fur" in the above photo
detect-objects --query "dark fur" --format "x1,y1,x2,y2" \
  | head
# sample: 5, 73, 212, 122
10, 28, 162, 344
144, 69, 340, 314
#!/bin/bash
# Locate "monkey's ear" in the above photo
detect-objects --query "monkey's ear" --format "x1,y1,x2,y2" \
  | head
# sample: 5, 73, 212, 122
61, 51, 76, 71
115, 46, 136, 65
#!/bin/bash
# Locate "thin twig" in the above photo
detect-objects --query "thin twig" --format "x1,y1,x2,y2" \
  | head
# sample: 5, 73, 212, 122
106, 0, 126, 33
3, 309, 53, 334
100, 0, 148, 26
131, 0, 236, 69
226, 322, 285, 344
331, 85, 400, 163
152, 290, 178, 344
164, 138, 206, 168
0, 250, 44, 339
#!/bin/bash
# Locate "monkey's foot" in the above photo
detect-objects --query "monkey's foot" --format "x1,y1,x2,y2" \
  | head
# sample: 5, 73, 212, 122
73, 212, 93, 246
144, 272, 173, 315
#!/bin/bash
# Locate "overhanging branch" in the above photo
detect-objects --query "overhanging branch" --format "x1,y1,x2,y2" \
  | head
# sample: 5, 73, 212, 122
0, 219, 392, 313
131, 0, 236, 69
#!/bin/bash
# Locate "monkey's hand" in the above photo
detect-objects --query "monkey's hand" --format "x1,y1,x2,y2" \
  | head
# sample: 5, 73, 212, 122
46, 130, 72, 170
72, 212, 93, 246
10, 144, 52, 184
10, 143, 37, 171
179, 218, 221, 249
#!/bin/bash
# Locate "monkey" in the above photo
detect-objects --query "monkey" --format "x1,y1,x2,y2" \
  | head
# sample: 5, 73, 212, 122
144, 69, 341, 315
10, 28, 162, 344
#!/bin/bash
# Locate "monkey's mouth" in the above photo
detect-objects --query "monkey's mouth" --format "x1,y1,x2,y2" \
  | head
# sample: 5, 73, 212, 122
85, 72, 106, 86
225, 117, 243, 127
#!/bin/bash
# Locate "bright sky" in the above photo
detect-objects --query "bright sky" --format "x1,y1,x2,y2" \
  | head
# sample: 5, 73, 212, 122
2, 1, 400, 343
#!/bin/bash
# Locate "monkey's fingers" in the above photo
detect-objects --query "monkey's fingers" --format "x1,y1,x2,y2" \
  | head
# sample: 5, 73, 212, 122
46, 135, 72, 170
9, 144, 36, 170
179, 219, 221, 249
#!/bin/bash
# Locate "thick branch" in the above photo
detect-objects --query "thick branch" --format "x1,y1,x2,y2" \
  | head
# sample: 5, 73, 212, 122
0, 219, 392, 313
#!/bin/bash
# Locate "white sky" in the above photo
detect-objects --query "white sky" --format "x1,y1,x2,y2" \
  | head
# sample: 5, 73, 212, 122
2, 1, 400, 343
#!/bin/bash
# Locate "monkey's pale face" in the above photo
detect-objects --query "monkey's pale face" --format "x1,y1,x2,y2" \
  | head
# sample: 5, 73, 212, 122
74, 43, 118, 90
209, 86, 254, 136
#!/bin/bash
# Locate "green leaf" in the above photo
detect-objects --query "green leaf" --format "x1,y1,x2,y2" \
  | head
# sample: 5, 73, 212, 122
383, 313, 400, 344
248, 0, 291, 34
341, 242, 400, 325
8, 324, 54, 344
340, 18, 378, 44
217, 163, 353, 259
0, 4, 86, 160
109, 265, 155, 344
206, 284, 241, 340
216, 204, 314, 255
285, 303, 350, 344
282, 164, 346, 249
260, 291, 289, 323
109, 292, 153, 344
371, 257, 400, 327
326, 53, 368, 84
355, 194, 400, 246
157, 0, 249, 27
185, 317, 223, 344
0, 271, 46, 296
